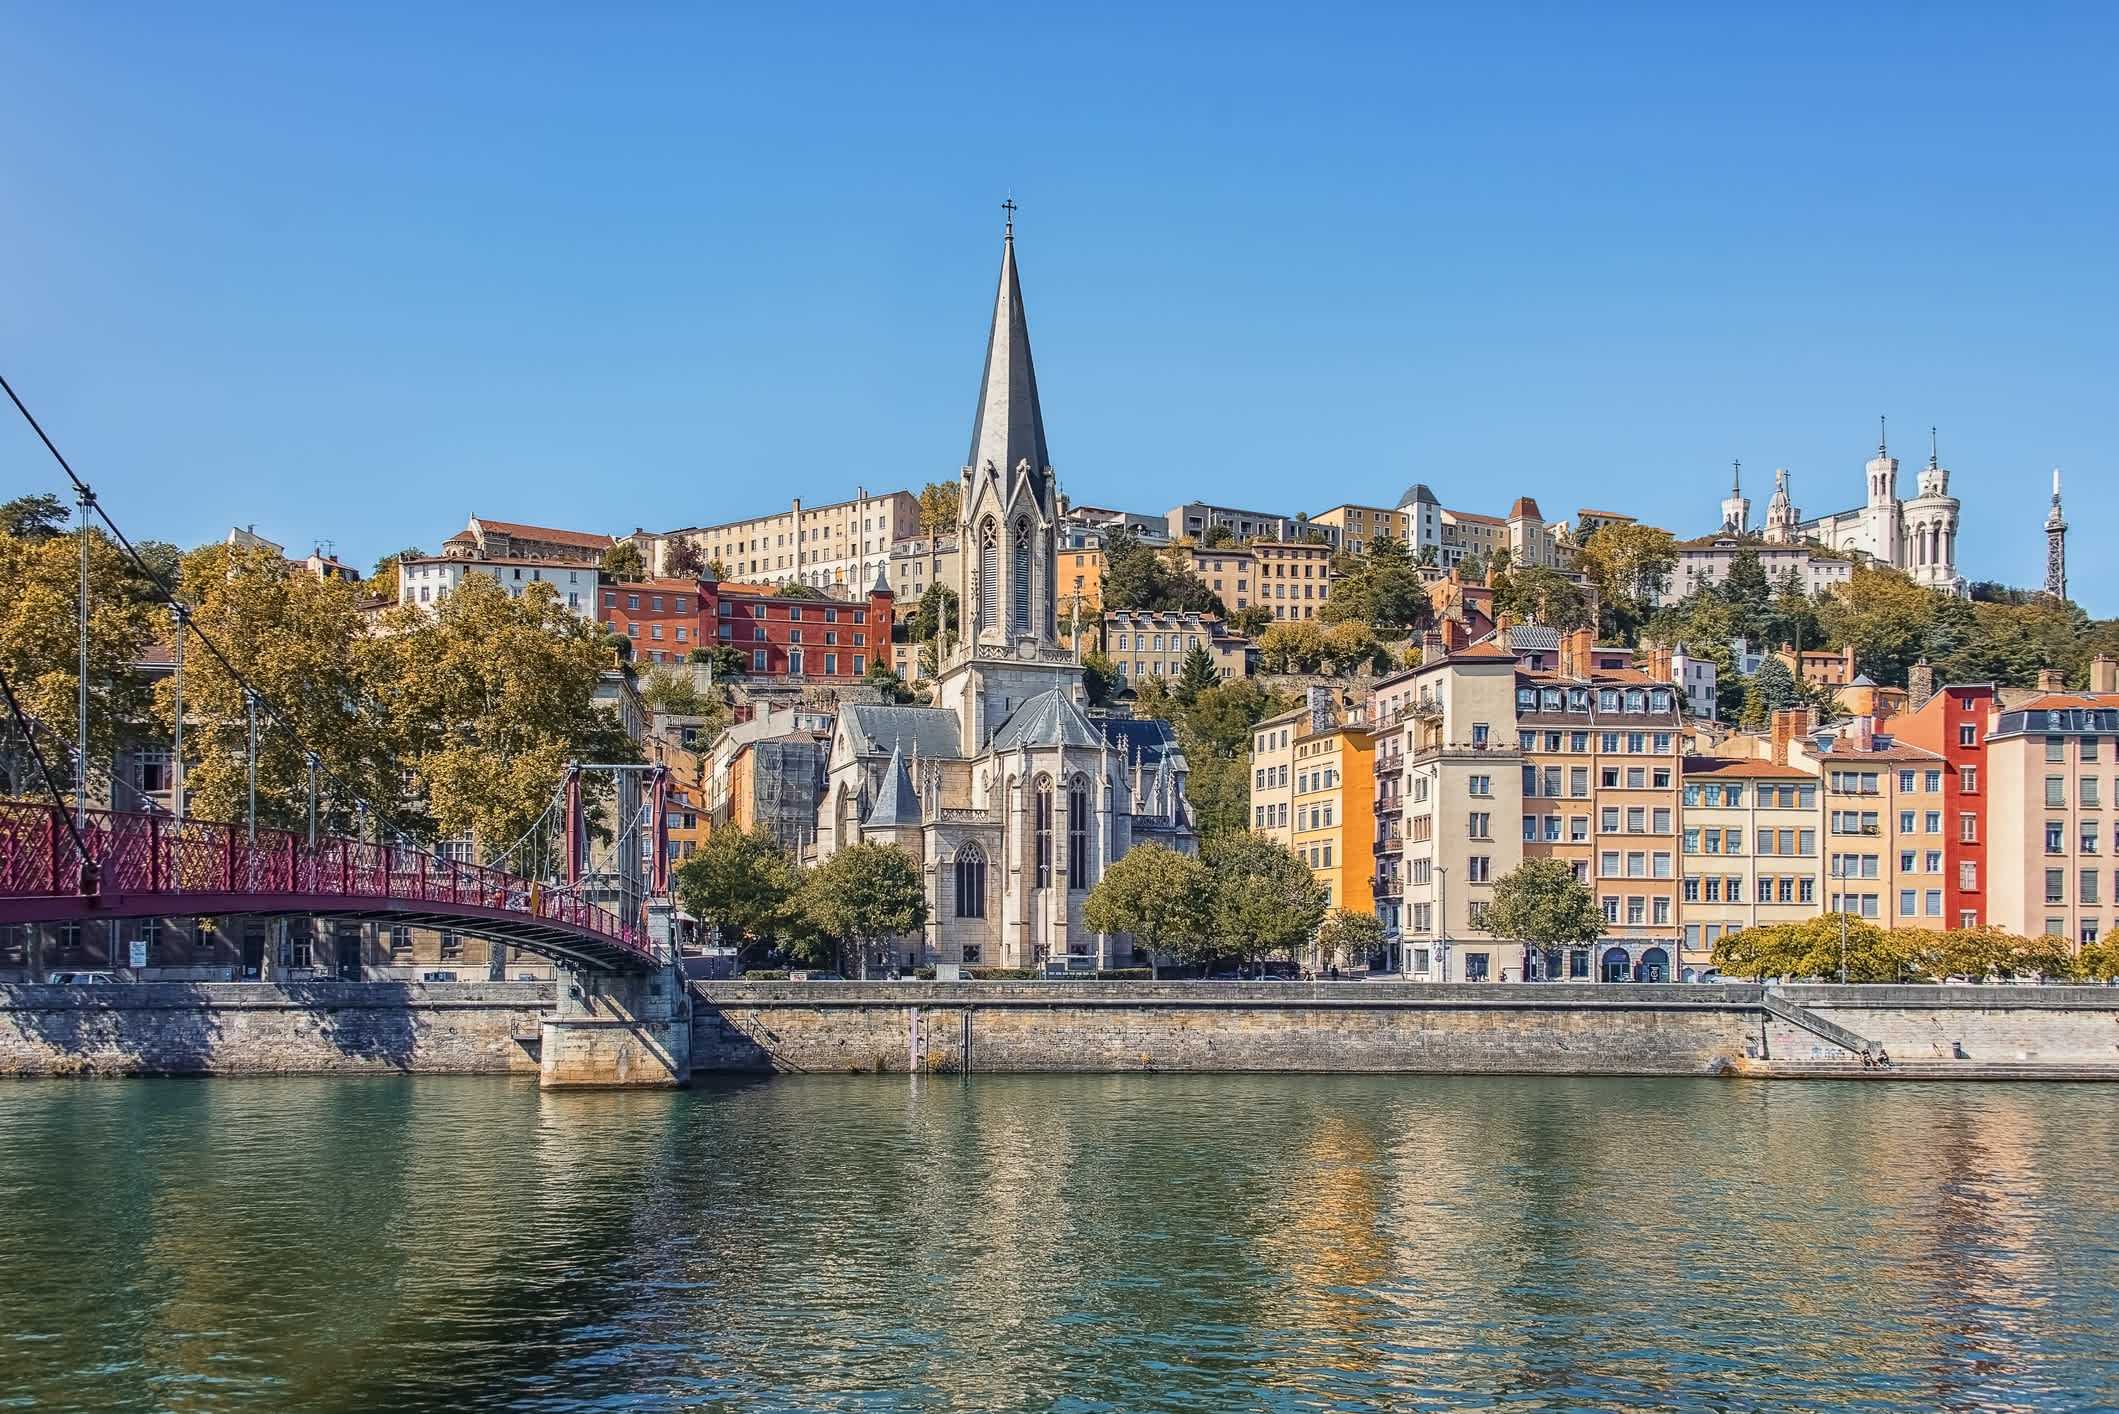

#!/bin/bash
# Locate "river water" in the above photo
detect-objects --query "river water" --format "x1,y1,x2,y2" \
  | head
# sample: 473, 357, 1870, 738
2, 1074, 2115, 1412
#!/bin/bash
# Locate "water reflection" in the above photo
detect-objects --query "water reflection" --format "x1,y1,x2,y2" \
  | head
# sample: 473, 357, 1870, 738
0, 1075, 2114, 1411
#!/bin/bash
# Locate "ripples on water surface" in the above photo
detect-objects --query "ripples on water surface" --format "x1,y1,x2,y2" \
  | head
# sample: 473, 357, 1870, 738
1, 1075, 2116, 1411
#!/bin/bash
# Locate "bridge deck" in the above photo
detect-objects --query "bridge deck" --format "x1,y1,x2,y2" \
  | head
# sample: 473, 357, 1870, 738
0, 803, 657, 972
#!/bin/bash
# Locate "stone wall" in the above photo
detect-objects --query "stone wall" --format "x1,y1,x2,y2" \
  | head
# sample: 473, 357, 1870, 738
690, 981, 1771, 1076
0, 982, 551, 1078
1789, 984, 2119, 1064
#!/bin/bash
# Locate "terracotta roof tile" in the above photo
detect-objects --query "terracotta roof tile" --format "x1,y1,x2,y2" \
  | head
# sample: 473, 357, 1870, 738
473, 518, 616, 550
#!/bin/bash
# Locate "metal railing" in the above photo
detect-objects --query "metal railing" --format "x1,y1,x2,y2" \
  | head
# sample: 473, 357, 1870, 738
0, 802, 650, 962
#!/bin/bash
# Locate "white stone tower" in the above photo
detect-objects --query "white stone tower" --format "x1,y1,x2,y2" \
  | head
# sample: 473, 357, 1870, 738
1720, 460, 1750, 535
1864, 418, 1903, 569
1904, 427, 1963, 594
1762, 468, 1800, 544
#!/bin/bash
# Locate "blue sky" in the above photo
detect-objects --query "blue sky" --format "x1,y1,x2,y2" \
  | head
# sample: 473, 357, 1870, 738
2, 3, 2113, 608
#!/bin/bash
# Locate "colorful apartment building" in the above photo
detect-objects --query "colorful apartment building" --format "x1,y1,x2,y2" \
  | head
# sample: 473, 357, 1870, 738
600, 575, 895, 678
1678, 758, 1822, 975
1251, 539, 1333, 621
1791, 721, 1949, 929
1376, 638, 1524, 981
601, 578, 708, 663
1288, 709, 1374, 915
1169, 545, 1258, 610
1984, 670, 2119, 946
1308, 504, 1408, 556
1515, 637, 1686, 981
1892, 679, 1996, 929
1104, 610, 1255, 685
1249, 708, 1301, 847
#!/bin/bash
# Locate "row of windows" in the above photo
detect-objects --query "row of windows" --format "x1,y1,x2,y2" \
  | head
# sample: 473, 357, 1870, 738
2047, 735, 2110, 762
1525, 765, 1674, 795
1684, 875, 1818, 904
1682, 783, 1818, 808
1600, 896, 1674, 926
2044, 776, 2116, 808
2046, 820, 2119, 854
2044, 869, 2119, 906
1515, 687, 1676, 716
1520, 729, 1675, 754
741, 651, 864, 675
1684, 828, 1820, 856
1597, 850, 1673, 878
1830, 767, 1976, 794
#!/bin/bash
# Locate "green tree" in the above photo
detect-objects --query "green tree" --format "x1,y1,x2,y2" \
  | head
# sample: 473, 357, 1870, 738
905, 584, 960, 654
1367, 533, 1411, 568
1228, 604, 1275, 638
673, 826, 802, 965
1481, 858, 1604, 976
774, 581, 819, 599
1494, 564, 1593, 631
1712, 914, 1910, 982
1200, 522, 1235, 549
1814, 565, 1936, 686
797, 842, 929, 977
1203, 832, 1328, 972
1081, 651, 1121, 708
0, 493, 70, 541
1173, 644, 1218, 704
374, 572, 639, 851
601, 541, 647, 582
1083, 842, 1209, 978
864, 657, 917, 703
1315, 908, 1386, 972
1744, 654, 1802, 729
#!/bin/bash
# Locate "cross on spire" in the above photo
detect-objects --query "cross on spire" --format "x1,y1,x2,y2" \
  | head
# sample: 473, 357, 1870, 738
1731, 458, 1741, 494
1878, 414, 1887, 457
1001, 197, 1017, 238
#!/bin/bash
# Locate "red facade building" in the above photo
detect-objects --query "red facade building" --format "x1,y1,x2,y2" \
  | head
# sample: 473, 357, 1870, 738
601, 575, 894, 679
1895, 679, 1993, 928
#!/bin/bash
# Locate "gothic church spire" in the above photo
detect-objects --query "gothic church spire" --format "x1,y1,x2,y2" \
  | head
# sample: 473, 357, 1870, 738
965, 209, 1053, 511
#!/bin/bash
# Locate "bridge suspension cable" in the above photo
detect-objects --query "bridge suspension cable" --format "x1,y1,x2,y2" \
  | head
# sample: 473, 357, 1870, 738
0, 369, 425, 852
0, 663, 92, 872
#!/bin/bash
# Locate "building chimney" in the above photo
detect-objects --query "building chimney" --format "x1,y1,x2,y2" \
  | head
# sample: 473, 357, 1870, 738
1494, 613, 1513, 653
1770, 708, 1801, 767
1648, 644, 1672, 684
2038, 667, 2067, 693
1564, 626, 1593, 679
1850, 715, 1875, 752
1908, 660, 1936, 712
2092, 654, 2119, 696
1421, 629, 1445, 666
1442, 618, 1469, 653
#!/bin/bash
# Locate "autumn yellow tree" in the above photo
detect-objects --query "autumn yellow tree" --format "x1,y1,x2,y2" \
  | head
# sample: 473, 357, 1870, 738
0, 525, 161, 800
157, 542, 394, 832
372, 574, 640, 854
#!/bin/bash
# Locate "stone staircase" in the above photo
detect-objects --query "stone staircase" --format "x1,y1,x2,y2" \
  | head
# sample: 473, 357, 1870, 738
1761, 990, 1875, 1057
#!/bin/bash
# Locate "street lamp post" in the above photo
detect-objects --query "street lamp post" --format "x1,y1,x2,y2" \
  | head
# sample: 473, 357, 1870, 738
169, 604, 186, 823
244, 689, 260, 889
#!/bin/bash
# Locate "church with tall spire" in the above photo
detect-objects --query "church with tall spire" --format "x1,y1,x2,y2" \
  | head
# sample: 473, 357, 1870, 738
811, 214, 1196, 973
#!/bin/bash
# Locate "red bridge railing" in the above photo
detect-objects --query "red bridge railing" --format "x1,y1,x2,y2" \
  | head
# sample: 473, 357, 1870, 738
0, 802, 653, 964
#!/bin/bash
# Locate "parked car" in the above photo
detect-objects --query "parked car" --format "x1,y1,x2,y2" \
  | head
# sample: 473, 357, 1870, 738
49, 971, 117, 985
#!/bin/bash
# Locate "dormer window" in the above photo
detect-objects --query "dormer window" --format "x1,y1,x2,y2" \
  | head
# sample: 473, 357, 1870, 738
1650, 690, 1672, 713
1625, 690, 1645, 712
1517, 688, 1536, 709
1599, 690, 1619, 712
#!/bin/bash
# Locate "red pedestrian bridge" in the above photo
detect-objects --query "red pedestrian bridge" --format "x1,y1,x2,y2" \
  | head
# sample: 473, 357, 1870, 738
0, 803, 659, 972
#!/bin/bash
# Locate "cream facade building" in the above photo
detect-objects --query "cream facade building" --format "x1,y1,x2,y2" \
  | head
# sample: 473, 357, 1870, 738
639, 488, 920, 592
1678, 758, 1822, 976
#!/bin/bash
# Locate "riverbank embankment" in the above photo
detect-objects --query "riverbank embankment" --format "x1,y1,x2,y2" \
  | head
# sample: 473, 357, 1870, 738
4, 979, 2117, 1079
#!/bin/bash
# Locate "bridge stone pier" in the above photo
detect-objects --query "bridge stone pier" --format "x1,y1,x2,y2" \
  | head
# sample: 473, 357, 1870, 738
539, 963, 691, 1089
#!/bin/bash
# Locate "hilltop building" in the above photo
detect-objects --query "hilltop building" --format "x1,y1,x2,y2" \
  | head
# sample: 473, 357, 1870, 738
1747, 428, 1965, 596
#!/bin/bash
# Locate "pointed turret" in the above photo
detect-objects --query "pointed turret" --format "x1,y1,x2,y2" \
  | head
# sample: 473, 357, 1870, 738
965, 214, 1053, 510
864, 740, 922, 828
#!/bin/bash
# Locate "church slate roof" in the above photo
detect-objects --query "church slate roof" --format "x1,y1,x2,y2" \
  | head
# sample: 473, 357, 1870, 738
864, 741, 922, 828
845, 705, 963, 759
1098, 715, 1183, 768
989, 689, 1105, 751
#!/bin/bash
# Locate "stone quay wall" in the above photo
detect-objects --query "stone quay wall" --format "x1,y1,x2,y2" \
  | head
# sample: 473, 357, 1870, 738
690, 981, 1771, 1076
1779, 985, 2119, 1065
691, 981, 2119, 1076
0, 982, 551, 1078
3, 980, 2115, 1080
